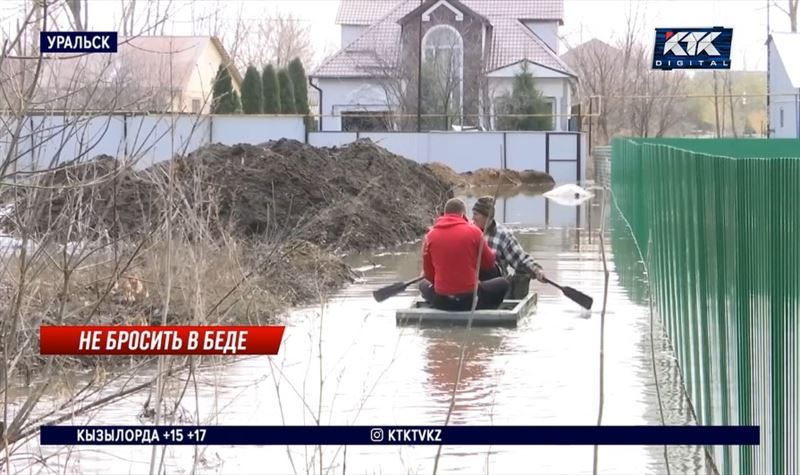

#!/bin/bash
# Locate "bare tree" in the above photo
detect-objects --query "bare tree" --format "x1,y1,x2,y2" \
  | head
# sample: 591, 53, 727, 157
562, 38, 623, 144
724, 71, 738, 137
120, 0, 136, 36
65, 0, 85, 31
190, 7, 311, 75
564, 3, 688, 140
267, 13, 313, 69
775, 0, 799, 32
0, 3, 214, 470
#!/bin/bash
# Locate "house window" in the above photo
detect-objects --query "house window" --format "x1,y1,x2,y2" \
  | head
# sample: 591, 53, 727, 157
341, 111, 390, 131
192, 99, 201, 114
421, 25, 463, 129
780, 107, 784, 128
543, 97, 556, 130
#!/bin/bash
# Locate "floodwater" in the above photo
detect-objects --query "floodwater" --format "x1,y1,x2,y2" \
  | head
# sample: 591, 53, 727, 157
10, 188, 712, 475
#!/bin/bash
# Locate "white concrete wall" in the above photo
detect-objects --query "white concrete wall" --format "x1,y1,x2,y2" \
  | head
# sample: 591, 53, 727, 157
522, 21, 560, 54
359, 132, 428, 163
505, 133, 547, 171
308, 132, 357, 148
315, 78, 395, 132
341, 25, 367, 48
769, 45, 799, 138
427, 132, 506, 171
210, 115, 305, 145
2, 115, 305, 173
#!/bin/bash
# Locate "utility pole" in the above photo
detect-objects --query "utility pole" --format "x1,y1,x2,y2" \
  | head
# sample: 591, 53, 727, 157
417, 0, 422, 132
767, 0, 771, 137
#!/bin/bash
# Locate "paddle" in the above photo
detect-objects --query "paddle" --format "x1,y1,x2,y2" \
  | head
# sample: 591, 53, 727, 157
373, 276, 424, 303
542, 277, 594, 310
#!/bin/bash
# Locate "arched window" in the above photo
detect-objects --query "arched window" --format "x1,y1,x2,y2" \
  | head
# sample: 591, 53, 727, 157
420, 25, 464, 128
423, 25, 463, 68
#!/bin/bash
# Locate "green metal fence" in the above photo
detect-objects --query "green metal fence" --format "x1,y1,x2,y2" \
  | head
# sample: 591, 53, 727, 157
610, 138, 800, 475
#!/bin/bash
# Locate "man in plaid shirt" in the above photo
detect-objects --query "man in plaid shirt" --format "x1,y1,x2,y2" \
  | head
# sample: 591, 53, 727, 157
472, 196, 546, 297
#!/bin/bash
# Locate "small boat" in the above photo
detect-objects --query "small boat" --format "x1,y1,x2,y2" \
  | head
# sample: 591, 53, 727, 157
395, 292, 537, 327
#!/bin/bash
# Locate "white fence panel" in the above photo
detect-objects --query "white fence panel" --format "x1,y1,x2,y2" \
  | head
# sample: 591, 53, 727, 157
126, 116, 209, 169
28, 115, 127, 167
359, 132, 428, 163
505, 133, 547, 171
3, 117, 36, 174
428, 132, 505, 172
212, 116, 304, 145
548, 133, 578, 160
548, 162, 579, 185
307, 132, 358, 148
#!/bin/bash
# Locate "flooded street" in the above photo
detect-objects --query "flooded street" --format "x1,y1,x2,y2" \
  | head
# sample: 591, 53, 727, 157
15, 189, 711, 475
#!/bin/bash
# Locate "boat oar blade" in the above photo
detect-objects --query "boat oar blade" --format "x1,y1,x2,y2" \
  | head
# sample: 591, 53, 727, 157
561, 285, 593, 310
373, 277, 423, 302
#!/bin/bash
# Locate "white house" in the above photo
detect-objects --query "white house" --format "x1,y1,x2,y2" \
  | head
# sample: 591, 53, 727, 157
310, 0, 577, 132
767, 32, 800, 138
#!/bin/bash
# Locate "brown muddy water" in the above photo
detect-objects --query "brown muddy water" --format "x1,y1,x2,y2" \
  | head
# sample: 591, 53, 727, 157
10, 188, 712, 474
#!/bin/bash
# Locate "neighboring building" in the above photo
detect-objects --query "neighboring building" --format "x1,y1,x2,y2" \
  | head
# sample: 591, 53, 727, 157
767, 32, 800, 138
311, 0, 577, 132
0, 36, 241, 114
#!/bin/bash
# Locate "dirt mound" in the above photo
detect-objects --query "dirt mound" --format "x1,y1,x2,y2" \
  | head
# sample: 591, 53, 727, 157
420, 163, 554, 190
423, 162, 468, 188
5, 139, 453, 253
461, 168, 555, 188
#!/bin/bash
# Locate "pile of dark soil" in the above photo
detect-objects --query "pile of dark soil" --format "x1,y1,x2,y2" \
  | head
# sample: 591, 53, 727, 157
423, 162, 469, 188
462, 168, 555, 188
420, 162, 555, 190
3, 139, 454, 253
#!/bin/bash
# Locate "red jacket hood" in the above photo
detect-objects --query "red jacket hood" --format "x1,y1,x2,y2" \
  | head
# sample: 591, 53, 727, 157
433, 214, 470, 229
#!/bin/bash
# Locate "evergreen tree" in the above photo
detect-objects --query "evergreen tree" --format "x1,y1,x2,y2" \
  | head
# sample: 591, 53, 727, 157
211, 64, 240, 114
277, 68, 296, 114
241, 65, 263, 114
262, 64, 281, 113
495, 62, 552, 131
287, 58, 309, 114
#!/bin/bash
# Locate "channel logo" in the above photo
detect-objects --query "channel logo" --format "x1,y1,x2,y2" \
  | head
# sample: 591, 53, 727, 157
652, 27, 732, 70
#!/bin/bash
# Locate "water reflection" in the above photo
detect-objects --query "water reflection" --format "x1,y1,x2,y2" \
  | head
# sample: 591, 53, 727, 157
462, 186, 591, 230
422, 329, 506, 410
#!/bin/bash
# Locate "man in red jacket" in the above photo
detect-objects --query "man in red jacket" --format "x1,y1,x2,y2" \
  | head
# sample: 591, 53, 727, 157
418, 198, 510, 311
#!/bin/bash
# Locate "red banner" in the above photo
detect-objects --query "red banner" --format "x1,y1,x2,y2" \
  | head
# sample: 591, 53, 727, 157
39, 326, 285, 355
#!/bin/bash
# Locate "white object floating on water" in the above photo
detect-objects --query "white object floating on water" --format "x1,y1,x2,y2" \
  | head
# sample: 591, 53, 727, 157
542, 184, 594, 206
373, 251, 410, 257
352, 264, 382, 273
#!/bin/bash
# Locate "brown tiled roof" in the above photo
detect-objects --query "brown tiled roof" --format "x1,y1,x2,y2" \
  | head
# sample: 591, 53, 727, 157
488, 18, 574, 74
314, 0, 572, 78
315, 1, 415, 78
336, 0, 400, 25
466, 1, 563, 22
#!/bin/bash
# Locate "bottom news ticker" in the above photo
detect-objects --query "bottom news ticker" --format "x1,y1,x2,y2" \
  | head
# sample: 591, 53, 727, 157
40, 425, 760, 446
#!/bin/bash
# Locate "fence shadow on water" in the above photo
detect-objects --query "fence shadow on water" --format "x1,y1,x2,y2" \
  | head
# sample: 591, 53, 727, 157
610, 137, 800, 475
